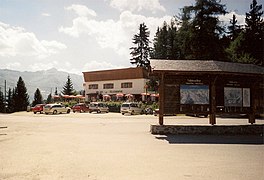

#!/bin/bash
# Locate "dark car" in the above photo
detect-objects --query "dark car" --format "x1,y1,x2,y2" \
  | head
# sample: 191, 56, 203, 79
72, 103, 89, 113
31, 104, 45, 114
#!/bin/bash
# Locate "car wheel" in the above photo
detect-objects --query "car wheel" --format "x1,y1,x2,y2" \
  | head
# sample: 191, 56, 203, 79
53, 110, 57, 114
122, 113, 124, 115
67, 109, 70, 114
131, 110, 135, 115
34, 112, 37, 114
45, 113, 48, 115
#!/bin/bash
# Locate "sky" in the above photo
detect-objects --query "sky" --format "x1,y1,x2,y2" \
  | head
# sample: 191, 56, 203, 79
0, 0, 263, 75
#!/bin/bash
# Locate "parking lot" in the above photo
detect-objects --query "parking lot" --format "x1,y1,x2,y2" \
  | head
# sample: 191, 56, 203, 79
0, 112, 263, 180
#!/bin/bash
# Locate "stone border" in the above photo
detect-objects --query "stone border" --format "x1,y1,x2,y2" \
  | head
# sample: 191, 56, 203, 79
150, 124, 264, 135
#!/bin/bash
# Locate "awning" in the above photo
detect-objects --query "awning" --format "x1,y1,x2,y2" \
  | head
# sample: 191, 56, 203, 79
116, 93, 124, 97
62, 95, 70, 98
151, 94, 159, 97
76, 95, 84, 98
125, 94, 134, 97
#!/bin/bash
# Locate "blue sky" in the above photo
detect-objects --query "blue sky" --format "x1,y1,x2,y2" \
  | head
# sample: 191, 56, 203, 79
0, 0, 263, 74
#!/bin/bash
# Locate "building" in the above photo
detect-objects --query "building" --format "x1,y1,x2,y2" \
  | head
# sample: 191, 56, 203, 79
150, 59, 264, 125
82, 67, 149, 101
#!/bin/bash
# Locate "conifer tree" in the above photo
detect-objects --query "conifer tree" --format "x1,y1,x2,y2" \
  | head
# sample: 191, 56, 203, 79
13, 77, 29, 112
244, 0, 263, 66
228, 14, 242, 40
46, 93, 53, 104
0, 89, 4, 113
32, 88, 43, 106
62, 75, 75, 95
130, 23, 151, 69
186, 0, 227, 60
7, 88, 14, 113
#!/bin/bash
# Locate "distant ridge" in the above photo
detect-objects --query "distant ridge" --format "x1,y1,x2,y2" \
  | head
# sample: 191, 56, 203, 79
0, 68, 84, 101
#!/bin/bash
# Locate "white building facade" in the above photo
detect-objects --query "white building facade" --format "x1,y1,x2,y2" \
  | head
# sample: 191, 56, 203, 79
82, 67, 149, 101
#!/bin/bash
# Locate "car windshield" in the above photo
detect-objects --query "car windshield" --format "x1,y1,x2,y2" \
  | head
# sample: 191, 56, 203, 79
130, 103, 138, 107
122, 104, 130, 107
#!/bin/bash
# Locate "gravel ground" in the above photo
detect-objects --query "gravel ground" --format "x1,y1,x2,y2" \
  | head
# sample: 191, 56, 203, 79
0, 112, 263, 180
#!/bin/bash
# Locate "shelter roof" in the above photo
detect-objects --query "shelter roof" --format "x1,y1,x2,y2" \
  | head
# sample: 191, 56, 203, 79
150, 60, 264, 75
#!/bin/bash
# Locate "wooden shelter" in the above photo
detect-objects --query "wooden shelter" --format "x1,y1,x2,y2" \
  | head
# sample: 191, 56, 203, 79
150, 60, 264, 125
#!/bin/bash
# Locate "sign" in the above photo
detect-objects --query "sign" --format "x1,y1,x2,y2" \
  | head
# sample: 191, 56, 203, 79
180, 85, 209, 104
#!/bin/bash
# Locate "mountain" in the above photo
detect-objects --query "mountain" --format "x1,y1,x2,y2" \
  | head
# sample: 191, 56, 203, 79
0, 68, 84, 101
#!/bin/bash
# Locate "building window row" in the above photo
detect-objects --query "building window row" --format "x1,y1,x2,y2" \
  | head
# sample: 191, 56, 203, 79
103, 83, 114, 89
89, 84, 98, 89
88, 82, 133, 89
121, 82, 133, 88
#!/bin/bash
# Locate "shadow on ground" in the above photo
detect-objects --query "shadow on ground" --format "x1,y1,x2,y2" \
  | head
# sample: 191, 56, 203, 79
155, 134, 264, 145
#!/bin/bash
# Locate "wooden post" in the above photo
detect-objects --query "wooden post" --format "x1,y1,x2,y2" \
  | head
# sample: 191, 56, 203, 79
159, 73, 164, 125
209, 80, 216, 125
249, 86, 256, 124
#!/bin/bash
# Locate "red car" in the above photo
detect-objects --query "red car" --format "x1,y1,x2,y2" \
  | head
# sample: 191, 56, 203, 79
72, 103, 89, 113
32, 104, 45, 114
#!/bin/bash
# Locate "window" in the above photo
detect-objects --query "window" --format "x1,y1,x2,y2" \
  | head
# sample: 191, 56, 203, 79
89, 84, 98, 89
103, 83, 114, 89
121, 82, 132, 88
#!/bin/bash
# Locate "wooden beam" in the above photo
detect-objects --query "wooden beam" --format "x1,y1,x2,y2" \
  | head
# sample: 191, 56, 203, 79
249, 85, 256, 124
209, 78, 217, 125
159, 73, 164, 125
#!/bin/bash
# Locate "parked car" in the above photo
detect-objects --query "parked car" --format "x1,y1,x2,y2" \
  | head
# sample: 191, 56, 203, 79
144, 107, 153, 115
120, 102, 143, 115
89, 102, 109, 113
43, 104, 71, 115
186, 113, 208, 118
153, 109, 159, 116
72, 103, 89, 113
32, 104, 45, 114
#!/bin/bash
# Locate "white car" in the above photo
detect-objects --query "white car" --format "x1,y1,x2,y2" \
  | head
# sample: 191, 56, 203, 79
120, 102, 143, 115
89, 102, 109, 113
43, 104, 71, 114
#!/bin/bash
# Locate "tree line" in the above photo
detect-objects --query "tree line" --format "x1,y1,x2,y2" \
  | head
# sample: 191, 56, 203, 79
0, 75, 77, 113
130, 0, 263, 68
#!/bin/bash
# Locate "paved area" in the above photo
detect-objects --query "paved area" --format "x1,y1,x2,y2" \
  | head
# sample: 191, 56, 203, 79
0, 112, 263, 180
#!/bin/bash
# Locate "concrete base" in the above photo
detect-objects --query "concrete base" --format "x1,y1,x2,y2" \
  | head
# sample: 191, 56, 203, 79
150, 124, 264, 135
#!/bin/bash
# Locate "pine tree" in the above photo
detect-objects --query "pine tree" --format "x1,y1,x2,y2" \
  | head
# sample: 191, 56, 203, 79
46, 93, 53, 104
228, 14, 242, 40
0, 89, 5, 113
244, 0, 263, 66
7, 88, 14, 113
186, 0, 227, 60
62, 75, 74, 95
54, 87, 58, 95
32, 88, 43, 106
13, 77, 29, 112
152, 19, 179, 59
130, 23, 151, 69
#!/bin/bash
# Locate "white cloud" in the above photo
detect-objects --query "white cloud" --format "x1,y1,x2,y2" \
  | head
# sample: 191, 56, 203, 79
65, 4, 97, 17
219, 11, 246, 26
1, 62, 21, 70
0, 21, 67, 58
41, 13, 51, 17
59, 5, 172, 57
28, 61, 59, 72
109, 0, 165, 13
